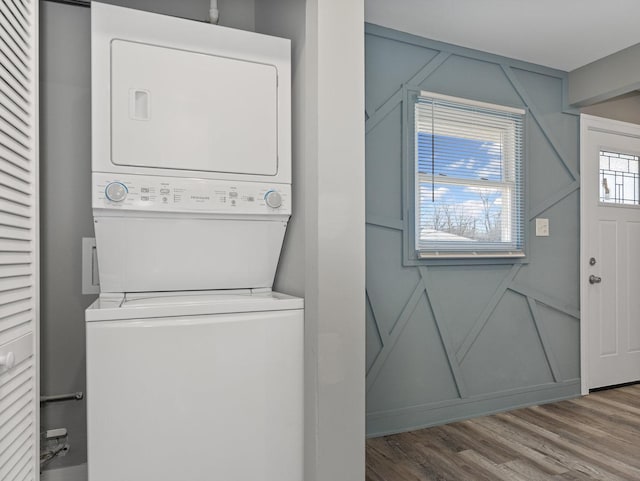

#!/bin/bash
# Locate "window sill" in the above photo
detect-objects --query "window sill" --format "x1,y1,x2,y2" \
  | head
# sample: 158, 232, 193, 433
418, 251, 525, 260
404, 252, 529, 267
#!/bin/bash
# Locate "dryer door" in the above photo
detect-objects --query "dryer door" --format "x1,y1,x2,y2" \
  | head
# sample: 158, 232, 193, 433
93, 214, 288, 293
111, 40, 279, 176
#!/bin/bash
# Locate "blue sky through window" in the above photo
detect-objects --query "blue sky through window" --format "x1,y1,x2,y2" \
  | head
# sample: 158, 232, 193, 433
417, 132, 503, 181
417, 132, 506, 242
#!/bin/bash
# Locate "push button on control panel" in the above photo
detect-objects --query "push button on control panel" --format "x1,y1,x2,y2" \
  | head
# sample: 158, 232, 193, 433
105, 182, 128, 202
264, 190, 282, 209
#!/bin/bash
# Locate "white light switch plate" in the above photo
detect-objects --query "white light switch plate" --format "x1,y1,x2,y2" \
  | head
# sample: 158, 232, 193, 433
535, 218, 549, 237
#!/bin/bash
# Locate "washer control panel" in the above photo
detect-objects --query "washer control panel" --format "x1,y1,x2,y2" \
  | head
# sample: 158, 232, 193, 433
93, 173, 291, 214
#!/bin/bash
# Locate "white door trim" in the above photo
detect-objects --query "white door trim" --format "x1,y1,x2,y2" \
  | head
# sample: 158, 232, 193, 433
580, 113, 640, 395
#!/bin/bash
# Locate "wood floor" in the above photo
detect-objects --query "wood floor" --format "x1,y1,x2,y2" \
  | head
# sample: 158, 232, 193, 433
366, 384, 640, 481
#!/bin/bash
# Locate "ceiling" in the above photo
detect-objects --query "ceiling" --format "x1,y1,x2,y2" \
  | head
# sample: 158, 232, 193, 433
364, 0, 640, 71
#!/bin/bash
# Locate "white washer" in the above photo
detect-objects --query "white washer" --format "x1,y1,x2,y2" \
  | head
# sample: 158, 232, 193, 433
86, 291, 303, 481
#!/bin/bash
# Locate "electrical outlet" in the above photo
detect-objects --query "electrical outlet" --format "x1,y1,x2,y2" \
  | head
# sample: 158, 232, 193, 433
535, 218, 549, 237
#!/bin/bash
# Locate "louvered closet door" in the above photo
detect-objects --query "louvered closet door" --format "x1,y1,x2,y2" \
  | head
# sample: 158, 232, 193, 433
0, 0, 39, 480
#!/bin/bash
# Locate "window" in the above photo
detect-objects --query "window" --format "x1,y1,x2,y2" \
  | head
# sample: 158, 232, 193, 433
599, 150, 640, 205
414, 91, 525, 258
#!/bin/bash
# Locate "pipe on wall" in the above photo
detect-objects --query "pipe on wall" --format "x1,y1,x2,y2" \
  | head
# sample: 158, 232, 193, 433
40, 392, 84, 404
209, 0, 219, 24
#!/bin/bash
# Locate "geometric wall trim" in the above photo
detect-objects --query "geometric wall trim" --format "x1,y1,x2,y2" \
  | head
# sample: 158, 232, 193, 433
365, 23, 581, 436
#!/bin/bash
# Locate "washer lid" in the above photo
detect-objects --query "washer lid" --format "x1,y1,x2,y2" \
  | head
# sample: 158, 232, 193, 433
85, 289, 303, 322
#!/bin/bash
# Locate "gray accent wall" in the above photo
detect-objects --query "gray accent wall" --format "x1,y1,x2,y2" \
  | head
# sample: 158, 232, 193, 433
40, 0, 256, 471
365, 24, 581, 437
40, 2, 93, 469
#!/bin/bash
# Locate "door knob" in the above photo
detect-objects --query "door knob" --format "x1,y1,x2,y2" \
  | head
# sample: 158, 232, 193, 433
589, 275, 602, 284
0, 351, 15, 370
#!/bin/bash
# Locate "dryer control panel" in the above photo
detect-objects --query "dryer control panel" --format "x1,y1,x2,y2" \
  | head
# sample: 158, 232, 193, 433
92, 173, 291, 215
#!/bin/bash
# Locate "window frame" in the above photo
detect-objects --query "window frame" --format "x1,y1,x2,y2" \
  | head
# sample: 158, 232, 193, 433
403, 88, 529, 266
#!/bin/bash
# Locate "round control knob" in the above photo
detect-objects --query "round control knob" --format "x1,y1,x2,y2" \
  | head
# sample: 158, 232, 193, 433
105, 182, 128, 202
264, 190, 282, 209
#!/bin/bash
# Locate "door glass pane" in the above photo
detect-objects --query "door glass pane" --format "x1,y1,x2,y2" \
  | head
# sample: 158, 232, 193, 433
600, 150, 640, 205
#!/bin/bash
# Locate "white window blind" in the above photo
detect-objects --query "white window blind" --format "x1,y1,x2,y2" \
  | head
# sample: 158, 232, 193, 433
415, 91, 525, 258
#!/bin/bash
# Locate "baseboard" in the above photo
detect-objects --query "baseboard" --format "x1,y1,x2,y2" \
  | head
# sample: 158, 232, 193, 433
367, 379, 581, 437
41, 463, 87, 481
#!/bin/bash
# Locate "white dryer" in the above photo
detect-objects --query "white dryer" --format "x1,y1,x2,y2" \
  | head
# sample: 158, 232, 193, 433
90, 2, 292, 293
86, 5, 302, 481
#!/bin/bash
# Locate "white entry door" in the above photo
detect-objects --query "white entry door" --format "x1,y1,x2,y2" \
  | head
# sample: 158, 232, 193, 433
581, 114, 640, 392
0, 0, 39, 479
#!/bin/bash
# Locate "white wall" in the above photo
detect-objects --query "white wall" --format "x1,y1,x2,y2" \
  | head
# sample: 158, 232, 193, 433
312, 2, 365, 478
256, 1, 366, 480
569, 43, 640, 107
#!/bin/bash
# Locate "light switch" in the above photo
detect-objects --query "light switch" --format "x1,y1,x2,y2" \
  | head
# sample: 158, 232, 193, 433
535, 218, 549, 237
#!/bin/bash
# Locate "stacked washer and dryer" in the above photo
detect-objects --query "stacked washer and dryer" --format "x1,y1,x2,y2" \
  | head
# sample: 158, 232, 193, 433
85, 4, 302, 481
